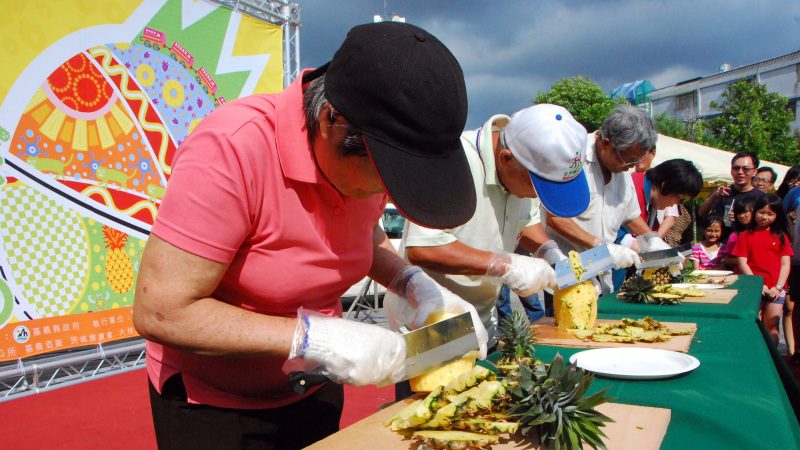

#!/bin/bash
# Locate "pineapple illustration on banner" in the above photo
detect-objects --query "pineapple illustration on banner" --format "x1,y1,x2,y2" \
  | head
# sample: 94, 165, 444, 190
0, 0, 283, 360
0, 179, 144, 321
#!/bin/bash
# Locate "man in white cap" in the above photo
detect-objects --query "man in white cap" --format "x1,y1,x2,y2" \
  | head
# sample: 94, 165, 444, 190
388, 104, 639, 351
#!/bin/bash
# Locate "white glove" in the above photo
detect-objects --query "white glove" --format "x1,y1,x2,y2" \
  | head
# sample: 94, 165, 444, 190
636, 232, 685, 273
283, 308, 406, 386
606, 243, 641, 270
383, 266, 489, 358
532, 240, 567, 265
636, 232, 671, 252
486, 253, 558, 297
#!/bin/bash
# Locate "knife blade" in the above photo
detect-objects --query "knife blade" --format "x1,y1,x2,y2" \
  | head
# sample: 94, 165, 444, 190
289, 312, 479, 394
387, 311, 479, 385
637, 248, 683, 269
553, 245, 615, 289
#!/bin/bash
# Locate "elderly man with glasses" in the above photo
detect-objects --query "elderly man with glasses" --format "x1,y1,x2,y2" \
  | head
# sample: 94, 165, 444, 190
698, 151, 765, 239
543, 105, 671, 294
754, 166, 778, 193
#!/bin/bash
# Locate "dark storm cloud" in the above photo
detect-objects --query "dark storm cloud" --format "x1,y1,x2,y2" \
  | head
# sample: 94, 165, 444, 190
297, 0, 800, 128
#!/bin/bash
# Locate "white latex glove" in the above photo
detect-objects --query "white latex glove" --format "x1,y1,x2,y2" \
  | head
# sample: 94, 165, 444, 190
636, 232, 671, 252
606, 243, 641, 270
383, 266, 489, 358
283, 308, 406, 386
636, 232, 685, 273
486, 253, 558, 297
532, 240, 567, 265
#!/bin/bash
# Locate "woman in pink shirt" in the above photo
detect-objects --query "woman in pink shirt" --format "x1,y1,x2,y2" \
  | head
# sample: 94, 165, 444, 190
132, 22, 490, 450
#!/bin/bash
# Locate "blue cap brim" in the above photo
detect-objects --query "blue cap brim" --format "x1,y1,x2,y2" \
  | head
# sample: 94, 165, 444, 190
529, 169, 590, 218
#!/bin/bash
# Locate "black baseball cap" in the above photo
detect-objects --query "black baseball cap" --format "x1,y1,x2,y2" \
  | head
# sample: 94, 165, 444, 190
306, 22, 475, 229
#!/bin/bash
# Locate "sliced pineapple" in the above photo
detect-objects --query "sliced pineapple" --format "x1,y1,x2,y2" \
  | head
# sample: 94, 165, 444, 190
412, 430, 499, 449
442, 365, 493, 397
453, 418, 519, 434
410, 312, 479, 392
386, 385, 444, 431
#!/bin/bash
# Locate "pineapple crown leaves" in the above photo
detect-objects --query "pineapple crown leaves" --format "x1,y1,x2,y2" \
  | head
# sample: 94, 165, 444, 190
507, 354, 614, 450
618, 276, 681, 305
498, 310, 538, 361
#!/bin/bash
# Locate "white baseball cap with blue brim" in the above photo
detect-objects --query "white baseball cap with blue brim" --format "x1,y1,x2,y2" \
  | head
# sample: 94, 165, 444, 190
503, 104, 590, 218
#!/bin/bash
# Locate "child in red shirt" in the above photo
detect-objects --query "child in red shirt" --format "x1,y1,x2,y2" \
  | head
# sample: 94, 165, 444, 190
733, 194, 793, 345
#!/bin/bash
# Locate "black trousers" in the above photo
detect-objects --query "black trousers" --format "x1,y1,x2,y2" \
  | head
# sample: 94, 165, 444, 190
148, 375, 343, 450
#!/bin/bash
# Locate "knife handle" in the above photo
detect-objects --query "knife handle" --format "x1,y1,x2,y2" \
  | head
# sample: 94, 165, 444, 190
288, 372, 329, 395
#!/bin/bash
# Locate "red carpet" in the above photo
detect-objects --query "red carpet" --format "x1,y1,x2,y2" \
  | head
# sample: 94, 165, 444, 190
0, 368, 394, 450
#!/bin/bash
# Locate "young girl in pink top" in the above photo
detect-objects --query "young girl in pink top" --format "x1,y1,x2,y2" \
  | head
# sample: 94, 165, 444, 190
732, 195, 794, 345
690, 215, 724, 269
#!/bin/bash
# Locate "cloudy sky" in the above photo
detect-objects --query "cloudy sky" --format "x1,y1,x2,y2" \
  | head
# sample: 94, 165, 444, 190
297, 0, 800, 129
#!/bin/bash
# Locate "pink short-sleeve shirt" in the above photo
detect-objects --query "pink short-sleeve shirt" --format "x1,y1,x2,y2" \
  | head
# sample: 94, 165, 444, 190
145, 71, 387, 409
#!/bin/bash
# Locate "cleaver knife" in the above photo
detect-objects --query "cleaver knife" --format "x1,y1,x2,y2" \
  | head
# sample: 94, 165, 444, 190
289, 312, 479, 394
637, 248, 683, 269
553, 245, 615, 289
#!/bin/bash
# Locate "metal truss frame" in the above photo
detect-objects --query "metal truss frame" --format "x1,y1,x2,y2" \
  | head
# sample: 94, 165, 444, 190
207, 0, 302, 87
0, 340, 145, 401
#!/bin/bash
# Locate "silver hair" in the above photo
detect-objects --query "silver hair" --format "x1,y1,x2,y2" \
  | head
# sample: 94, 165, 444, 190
599, 105, 657, 154
302, 74, 367, 156
303, 74, 327, 142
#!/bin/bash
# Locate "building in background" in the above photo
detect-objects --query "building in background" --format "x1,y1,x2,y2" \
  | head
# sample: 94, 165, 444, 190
647, 50, 800, 133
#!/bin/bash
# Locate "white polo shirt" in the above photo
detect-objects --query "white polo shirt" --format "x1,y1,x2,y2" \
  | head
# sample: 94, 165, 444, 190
543, 133, 640, 292
400, 114, 540, 343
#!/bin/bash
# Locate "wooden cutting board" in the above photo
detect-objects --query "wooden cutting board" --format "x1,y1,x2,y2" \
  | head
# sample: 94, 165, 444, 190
533, 318, 697, 352
306, 398, 670, 450
703, 274, 738, 286
679, 288, 737, 304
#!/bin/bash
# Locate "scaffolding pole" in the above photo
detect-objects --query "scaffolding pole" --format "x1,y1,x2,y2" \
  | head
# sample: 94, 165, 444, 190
206, 0, 302, 87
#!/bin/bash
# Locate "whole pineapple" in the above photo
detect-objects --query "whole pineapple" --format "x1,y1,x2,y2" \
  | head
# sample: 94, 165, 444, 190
506, 354, 613, 450
618, 275, 682, 305
553, 280, 598, 330
102, 225, 134, 293
642, 268, 674, 285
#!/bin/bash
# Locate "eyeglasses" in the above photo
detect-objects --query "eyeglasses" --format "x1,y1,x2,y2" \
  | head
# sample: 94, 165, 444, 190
731, 165, 754, 172
753, 176, 773, 183
614, 146, 648, 168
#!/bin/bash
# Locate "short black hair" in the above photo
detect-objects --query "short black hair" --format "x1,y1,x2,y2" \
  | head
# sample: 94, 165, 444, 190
731, 151, 759, 169
646, 159, 703, 198
702, 214, 724, 229
756, 166, 777, 183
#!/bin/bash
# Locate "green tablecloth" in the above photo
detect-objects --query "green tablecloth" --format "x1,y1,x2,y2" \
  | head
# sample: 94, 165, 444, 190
534, 310, 800, 449
597, 275, 763, 320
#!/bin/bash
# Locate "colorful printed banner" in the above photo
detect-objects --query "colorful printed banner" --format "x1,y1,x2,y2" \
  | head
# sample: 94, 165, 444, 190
0, 0, 283, 361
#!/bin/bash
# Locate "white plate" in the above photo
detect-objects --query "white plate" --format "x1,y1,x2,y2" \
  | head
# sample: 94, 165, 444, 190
671, 283, 724, 290
691, 270, 733, 277
569, 348, 700, 380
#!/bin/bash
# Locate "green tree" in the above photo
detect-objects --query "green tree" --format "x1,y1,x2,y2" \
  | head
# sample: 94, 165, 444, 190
709, 80, 798, 164
535, 76, 626, 131
654, 113, 687, 140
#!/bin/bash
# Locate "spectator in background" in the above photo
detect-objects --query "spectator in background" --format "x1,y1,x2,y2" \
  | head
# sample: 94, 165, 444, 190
732, 194, 793, 347
722, 197, 757, 271
754, 166, 777, 193
697, 152, 764, 240
690, 215, 725, 269
776, 165, 800, 200
783, 182, 800, 365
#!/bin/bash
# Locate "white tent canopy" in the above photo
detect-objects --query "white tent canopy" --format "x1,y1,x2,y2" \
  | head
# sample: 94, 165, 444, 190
651, 134, 791, 186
